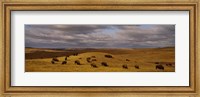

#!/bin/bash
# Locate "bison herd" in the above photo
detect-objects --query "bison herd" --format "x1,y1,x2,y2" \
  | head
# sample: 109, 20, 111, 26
50, 53, 174, 71
154, 62, 175, 70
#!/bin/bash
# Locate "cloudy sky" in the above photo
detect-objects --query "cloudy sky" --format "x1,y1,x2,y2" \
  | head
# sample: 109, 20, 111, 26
25, 25, 175, 48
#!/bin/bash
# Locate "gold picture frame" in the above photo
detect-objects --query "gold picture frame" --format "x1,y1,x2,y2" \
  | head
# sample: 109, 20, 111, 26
0, 0, 199, 97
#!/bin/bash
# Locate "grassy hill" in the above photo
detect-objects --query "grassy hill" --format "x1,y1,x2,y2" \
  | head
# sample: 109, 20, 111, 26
25, 47, 175, 72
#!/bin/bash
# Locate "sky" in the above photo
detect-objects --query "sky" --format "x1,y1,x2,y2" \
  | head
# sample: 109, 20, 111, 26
25, 25, 175, 48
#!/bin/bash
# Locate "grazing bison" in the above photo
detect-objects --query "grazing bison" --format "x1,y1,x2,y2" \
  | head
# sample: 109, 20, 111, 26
155, 62, 159, 64
75, 60, 81, 65
169, 64, 172, 66
122, 65, 128, 69
52, 57, 59, 62
101, 62, 108, 67
91, 56, 96, 58
105, 55, 113, 58
91, 63, 98, 68
134, 65, 139, 69
87, 57, 91, 63
166, 63, 169, 66
73, 53, 78, 56
51, 60, 55, 64
65, 57, 68, 61
166, 63, 172, 66
62, 61, 67, 65
126, 59, 130, 61
156, 65, 164, 70
91, 59, 97, 61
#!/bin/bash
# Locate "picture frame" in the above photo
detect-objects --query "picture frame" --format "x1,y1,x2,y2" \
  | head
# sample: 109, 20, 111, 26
0, 0, 199, 97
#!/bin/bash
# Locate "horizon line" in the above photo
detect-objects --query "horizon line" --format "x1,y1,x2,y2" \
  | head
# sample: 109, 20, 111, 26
25, 46, 175, 49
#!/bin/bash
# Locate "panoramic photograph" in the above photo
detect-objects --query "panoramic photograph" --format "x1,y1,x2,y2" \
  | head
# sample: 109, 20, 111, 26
25, 25, 175, 72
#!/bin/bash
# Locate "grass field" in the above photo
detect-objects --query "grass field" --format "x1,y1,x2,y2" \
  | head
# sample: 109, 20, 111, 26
25, 47, 175, 72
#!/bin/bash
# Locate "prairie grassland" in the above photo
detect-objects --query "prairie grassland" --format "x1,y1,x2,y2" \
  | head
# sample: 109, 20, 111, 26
25, 47, 175, 72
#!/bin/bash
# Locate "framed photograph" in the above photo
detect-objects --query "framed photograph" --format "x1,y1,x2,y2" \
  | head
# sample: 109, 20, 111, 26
0, 0, 199, 97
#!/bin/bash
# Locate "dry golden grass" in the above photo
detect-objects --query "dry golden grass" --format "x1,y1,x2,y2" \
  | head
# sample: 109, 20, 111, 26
25, 48, 175, 72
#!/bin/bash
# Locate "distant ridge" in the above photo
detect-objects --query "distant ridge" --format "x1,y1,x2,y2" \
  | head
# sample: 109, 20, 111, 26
25, 46, 175, 50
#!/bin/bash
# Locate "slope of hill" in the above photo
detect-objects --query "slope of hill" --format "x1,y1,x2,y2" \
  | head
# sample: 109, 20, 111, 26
25, 47, 175, 72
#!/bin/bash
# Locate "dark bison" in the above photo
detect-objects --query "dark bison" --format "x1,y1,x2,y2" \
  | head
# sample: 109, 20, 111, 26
126, 59, 130, 61
51, 60, 55, 64
86, 57, 91, 63
91, 59, 97, 61
91, 56, 96, 58
156, 65, 164, 70
134, 65, 139, 69
62, 61, 67, 65
155, 62, 159, 64
166, 63, 172, 66
65, 57, 68, 61
101, 62, 108, 67
105, 55, 113, 58
52, 57, 59, 62
73, 53, 78, 56
75, 60, 81, 65
122, 65, 128, 69
91, 63, 98, 68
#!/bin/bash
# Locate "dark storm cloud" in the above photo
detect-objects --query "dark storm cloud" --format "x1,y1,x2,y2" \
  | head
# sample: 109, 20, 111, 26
25, 24, 175, 48
26, 25, 109, 34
